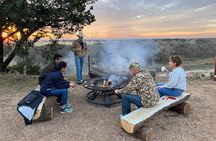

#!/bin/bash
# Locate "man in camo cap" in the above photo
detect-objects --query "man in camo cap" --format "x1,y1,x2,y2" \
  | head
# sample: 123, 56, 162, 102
115, 62, 160, 116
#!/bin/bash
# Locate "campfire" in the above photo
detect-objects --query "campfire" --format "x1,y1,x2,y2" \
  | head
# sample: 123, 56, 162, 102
83, 75, 130, 107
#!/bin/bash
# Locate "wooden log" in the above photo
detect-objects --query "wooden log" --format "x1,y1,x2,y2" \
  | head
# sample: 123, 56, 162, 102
134, 126, 154, 141
120, 93, 191, 134
33, 106, 53, 122
45, 96, 57, 107
170, 102, 191, 114
32, 97, 47, 120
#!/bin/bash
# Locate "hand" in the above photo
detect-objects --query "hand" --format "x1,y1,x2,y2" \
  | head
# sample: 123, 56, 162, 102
115, 89, 120, 94
161, 66, 168, 72
70, 81, 76, 88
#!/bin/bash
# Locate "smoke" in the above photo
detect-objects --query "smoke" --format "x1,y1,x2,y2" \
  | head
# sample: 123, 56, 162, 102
107, 74, 130, 87
96, 39, 159, 73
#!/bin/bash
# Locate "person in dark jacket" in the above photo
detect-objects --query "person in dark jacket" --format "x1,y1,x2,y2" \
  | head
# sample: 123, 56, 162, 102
39, 54, 63, 104
40, 61, 76, 113
39, 54, 63, 85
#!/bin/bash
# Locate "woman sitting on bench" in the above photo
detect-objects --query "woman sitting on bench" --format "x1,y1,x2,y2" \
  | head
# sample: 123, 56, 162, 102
40, 61, 76, 113
157, 55, 186, 97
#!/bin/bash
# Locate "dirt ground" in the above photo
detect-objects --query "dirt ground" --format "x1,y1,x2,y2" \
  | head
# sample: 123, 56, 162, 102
0, 73, 216, 141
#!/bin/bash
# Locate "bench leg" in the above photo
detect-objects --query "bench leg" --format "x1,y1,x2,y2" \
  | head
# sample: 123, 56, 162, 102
170, 102, 191, 114
33, 106, 53, 123
135, 126, 154, 141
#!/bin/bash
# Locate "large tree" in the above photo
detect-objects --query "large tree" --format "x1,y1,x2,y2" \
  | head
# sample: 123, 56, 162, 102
0, 0, 96, 72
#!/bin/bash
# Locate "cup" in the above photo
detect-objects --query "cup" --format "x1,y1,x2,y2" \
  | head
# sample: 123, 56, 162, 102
161, 66, 166, 72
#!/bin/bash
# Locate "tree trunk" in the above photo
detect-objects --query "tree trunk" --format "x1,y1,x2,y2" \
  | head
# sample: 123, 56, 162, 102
23, 56, 27, 78
0, 32, 3, 71
1, 47, 16, 71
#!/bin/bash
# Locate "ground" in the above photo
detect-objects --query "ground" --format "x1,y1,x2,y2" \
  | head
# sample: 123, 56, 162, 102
0, 73, 216, 141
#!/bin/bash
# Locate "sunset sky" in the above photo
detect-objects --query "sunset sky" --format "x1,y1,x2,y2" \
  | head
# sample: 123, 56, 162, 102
67, 0, 216, 39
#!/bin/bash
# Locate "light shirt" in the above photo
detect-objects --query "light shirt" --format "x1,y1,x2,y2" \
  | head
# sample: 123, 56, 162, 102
163, 66, 186, 90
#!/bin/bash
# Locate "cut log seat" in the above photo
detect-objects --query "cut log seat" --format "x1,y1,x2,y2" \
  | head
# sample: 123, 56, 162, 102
120, 92, 191, 134
32, 86, 54, 122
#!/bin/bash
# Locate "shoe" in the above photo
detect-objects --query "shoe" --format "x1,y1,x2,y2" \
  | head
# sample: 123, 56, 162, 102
76, 82, 83, 85
59, 103, 72, 109
60, 107, 73, 113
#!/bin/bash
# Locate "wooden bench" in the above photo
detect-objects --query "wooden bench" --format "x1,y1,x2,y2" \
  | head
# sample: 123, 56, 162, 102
120, 92, 191, 141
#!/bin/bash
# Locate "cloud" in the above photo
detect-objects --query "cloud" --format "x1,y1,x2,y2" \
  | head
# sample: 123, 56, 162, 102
84, 0, 216, 38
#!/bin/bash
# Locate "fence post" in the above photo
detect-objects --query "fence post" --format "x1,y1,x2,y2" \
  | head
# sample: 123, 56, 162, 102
214, 56, 216, 81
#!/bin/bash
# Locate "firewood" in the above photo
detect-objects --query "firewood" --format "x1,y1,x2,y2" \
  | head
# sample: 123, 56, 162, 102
135, 126, 154, 141
170, 102, 191, 114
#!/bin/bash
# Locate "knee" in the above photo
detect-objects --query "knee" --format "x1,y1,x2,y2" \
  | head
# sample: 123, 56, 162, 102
122, 94, 130, 100
62, 89, 68, 95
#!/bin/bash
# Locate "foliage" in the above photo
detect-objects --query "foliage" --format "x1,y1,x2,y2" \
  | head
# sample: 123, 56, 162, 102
0, 0, 97, 71
9, 59, 40, 75
41, 40, 59, 63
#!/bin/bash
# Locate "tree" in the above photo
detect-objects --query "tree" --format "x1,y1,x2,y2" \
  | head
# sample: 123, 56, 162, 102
0, 0, 97, 72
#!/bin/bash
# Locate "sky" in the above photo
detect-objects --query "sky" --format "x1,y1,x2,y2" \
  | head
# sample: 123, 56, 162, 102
68, 0, 216, 39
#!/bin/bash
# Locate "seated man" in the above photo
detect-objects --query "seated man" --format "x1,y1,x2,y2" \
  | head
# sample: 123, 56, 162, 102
39, 53, 63, 104
115, 63, 160, 116
39, 53, 63, 85
40, 61, 76, 113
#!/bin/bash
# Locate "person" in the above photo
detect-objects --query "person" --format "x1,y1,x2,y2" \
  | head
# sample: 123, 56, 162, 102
40, 61, 76, 113
115, 63, 160, 116
39, 54, 63, 104
157, 55, 186, 97
39, 53, 63, 85
71, 31, 87, 84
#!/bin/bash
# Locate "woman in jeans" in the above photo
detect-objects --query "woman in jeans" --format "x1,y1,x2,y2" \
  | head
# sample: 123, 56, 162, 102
157, 55, 186, 97
40, 61, 76, 113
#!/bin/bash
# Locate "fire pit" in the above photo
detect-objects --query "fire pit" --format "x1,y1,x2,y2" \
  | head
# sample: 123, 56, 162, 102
83, 76, 129, 107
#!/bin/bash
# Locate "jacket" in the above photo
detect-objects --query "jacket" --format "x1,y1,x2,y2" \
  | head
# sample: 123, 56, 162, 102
71, 40, 87, 57
39, 61, 58, 84
40, 71, 70, 95
118, 70, 160, 108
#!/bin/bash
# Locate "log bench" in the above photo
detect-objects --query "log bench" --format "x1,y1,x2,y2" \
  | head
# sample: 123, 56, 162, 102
32, 86, 54, 122
120, 92, 191, 141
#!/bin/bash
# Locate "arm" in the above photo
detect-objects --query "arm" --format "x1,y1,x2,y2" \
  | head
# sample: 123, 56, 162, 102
117, 76, 137, 94
71, 41, 82, 52
163, 71, 179, 88
54, 72, 70, 89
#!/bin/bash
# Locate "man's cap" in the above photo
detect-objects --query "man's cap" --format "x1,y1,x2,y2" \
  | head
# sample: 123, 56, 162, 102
129, 62, 140, 69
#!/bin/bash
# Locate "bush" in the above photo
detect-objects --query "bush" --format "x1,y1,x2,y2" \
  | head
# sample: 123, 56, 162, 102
9, 60, 40, 75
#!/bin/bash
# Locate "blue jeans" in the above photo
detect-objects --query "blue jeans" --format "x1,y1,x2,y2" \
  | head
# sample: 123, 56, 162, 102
47, 89, 68, 105
156, 82, 184, 97
121, 94, 143, 115
75, 56, 85, 83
